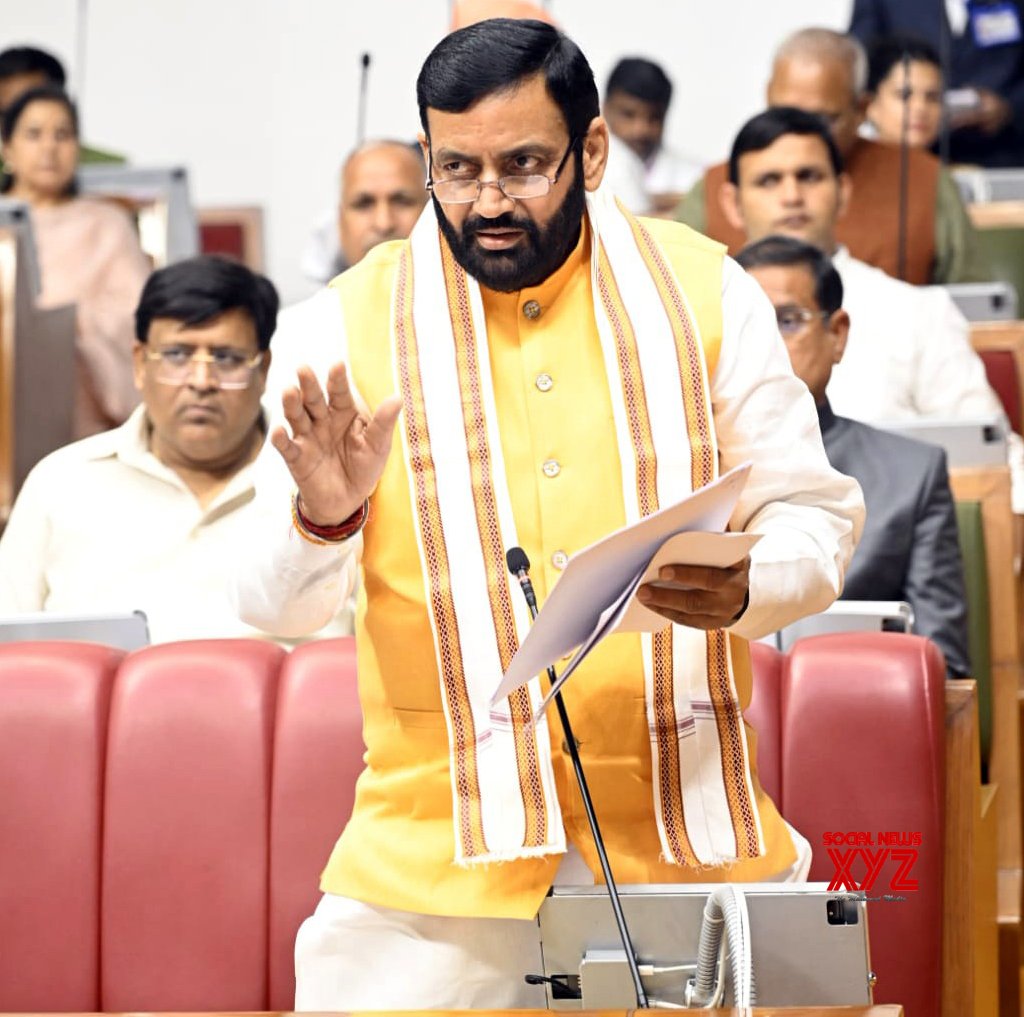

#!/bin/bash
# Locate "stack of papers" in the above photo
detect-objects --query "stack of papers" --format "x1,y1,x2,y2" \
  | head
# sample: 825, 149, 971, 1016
492, 463, 759, 714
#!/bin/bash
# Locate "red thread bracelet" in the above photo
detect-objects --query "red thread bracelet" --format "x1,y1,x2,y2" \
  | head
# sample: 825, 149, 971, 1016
292, 495, 368, 545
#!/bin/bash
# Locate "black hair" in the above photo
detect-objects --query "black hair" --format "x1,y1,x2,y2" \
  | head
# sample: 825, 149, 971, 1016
416, 18, 599, 146
0, 46, 65, 90
0, 85, 79, 195
728, 106, 845, 185
135, 255, 280, 351
736, 235, 844, 315
605, 57, 672, 108
1, 83, 78, 141
866, 34, 942, 94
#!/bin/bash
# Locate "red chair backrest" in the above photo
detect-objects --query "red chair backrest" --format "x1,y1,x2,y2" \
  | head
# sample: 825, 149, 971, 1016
979, 348, 1022, 433
782, 633, 945, 1017
268, 638, 364, 1009
199, 223, 247, 263
0, 642, 122, 1010
101, 640, 284, 1011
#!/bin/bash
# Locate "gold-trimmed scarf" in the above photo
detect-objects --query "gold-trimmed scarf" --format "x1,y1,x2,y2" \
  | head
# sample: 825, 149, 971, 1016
391, 187, 763, 867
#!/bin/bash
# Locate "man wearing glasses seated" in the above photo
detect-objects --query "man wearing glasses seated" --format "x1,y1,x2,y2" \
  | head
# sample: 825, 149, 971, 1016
0, 254, 352, 642
738, 235, 971, 678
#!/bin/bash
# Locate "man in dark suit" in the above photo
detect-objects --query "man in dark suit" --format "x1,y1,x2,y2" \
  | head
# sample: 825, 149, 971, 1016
850, 0, 1024, 166
738, 234, 971, 676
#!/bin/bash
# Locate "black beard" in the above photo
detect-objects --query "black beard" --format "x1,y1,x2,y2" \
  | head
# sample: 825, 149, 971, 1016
434, 173, 587, 293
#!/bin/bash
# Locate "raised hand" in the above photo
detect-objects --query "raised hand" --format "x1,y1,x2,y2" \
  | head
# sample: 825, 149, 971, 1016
636, 557, 751, 630
270, 362, 402, 526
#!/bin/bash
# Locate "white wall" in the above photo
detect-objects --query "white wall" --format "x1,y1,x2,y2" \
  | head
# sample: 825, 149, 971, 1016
4, 0, 852, 304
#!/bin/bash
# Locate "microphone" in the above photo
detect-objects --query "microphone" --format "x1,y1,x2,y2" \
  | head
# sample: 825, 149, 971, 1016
357, 52, 372, 145
506, 546, 648, 1008
506, 546, 538, 613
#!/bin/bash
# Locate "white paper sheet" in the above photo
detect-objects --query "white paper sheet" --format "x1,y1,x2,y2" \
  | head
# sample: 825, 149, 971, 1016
492, 461, 756, 704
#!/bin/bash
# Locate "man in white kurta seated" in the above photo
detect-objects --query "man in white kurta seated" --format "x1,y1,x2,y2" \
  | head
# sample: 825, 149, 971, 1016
0, 255, 352, 642
601, 56, 703, 215
233, 18, 864, 1012
719, 105, 1024, 511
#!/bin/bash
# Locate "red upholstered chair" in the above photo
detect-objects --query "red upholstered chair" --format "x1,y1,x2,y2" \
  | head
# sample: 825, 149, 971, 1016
199, 222, 247, 261
100, 639, 285, 1011
197, 207, 265, 271
268, 637, 364, 1009
979, 348, 1022, 433
971, 322, 1024, 435
780, 633, 946, 1017
0, 642, 122, 1011
0, 633, 950, 1014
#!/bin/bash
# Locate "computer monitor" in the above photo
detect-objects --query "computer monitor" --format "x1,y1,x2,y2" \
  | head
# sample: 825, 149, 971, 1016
77, 165, 199, 267
952, 166, 1024, 203
0, 611, 150, 651
537, 882, 872, 1008
774, 600, 913, 653
944, 281, 1018, 321
876, 418, 1007, 469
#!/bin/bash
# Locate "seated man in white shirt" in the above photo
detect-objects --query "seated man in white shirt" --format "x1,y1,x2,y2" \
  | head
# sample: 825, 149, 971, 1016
0, 254, 352, 642
601, 57, 702, 215
718, 105, 1024, 511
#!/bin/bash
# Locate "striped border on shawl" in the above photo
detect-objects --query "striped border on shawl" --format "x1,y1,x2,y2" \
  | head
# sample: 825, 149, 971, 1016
625, 213, 761, 861
439, 241, 549, 850
707, 632, 760, 857
595, 239, 698, 867
394, 248, 489, 858
624, 215, 715, 490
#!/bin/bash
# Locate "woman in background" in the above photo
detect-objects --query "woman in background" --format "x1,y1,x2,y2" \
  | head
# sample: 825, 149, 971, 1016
1, 85, 149, 436
864, 35, 945, 152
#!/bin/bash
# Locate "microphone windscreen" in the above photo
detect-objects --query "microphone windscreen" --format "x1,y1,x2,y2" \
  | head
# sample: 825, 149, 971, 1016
506, 546, 530, 575
361, 52, 371, 68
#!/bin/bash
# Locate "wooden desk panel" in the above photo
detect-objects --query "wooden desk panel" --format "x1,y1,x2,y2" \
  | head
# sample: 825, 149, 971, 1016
0, 1010, 904, 1017
950, 466, 1023, 871
0, 227, 17, 521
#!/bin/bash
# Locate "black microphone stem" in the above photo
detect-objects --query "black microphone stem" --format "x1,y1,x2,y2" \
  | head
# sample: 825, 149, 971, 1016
939, 0, 952, 165
521, 593, 650, 1008
357, 53, 371, 146
897, 51, 911, 282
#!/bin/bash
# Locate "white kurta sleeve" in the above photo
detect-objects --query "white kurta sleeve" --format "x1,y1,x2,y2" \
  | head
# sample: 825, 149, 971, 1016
713, 259, 865, 639
231, 289, 361, 637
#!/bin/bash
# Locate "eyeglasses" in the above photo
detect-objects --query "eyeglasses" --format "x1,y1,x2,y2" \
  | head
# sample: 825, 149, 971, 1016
426, 138, 576, 204
144, 345, 264, 389
775, 307, 831, 335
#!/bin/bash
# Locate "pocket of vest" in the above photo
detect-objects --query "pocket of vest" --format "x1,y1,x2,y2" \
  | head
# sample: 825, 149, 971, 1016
391, 706, 448, 730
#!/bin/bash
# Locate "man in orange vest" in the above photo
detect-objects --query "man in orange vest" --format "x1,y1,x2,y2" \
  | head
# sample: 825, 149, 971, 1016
676, 27, 989, 284
239, 18, 863, 1010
